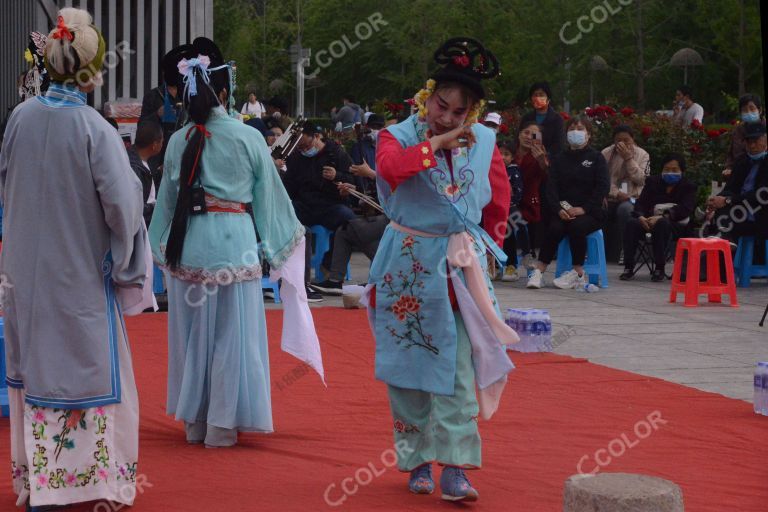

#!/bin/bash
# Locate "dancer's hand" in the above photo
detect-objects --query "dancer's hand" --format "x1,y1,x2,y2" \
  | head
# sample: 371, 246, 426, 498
430, 125, 476, 153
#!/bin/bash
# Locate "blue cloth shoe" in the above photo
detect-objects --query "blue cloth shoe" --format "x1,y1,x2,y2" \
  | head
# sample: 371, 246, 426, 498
408, 464, 434, 494
439, 466, 479, 502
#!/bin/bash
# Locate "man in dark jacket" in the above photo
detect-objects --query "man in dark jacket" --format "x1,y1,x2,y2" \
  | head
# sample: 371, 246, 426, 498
621, 153, 697, 281
708, 122, 768, 241
518, 81, 565, 155
126, 121, 163, 226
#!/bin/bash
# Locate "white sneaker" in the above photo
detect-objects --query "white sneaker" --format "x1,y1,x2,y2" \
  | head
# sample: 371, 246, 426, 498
526, 268, 544, 289
553, 269, 587, 290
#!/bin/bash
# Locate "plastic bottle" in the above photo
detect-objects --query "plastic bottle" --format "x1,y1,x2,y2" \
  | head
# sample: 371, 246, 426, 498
761, 362, 768, 415
754, 363, 763, 414
519, 311, 530, 350
529, 310, 541, 349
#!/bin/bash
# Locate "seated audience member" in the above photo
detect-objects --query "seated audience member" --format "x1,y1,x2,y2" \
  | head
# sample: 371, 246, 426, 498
527, 115, 609, 290
602, 124, 650, 262
312, 115, 388, 294
127, 120, 164, 227
620, 153, 696, 282
724, 93, 766, 177
515, 120, 548, 266
497, 140, 524, 281
707, 122, 768, 242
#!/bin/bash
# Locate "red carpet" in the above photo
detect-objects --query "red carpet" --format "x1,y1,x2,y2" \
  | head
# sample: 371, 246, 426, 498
1, 308, 766, 511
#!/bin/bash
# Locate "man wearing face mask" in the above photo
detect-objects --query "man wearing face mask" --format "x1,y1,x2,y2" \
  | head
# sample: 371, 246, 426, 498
284, 123, 355, 295
708, 122, 768, 243
724, 94, 766, 177
620, 153, 696, 282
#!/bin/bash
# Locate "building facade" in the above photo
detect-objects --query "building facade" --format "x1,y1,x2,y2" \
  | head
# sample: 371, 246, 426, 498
1, 0, 214, 118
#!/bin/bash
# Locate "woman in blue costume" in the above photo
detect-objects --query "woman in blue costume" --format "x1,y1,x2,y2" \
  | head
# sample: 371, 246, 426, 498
365, 38, 519, 502
149, 38, 323, 448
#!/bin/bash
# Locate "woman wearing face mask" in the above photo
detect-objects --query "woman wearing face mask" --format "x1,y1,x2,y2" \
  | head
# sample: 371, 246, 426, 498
620, 154, 697, 282
366, 37, 518, 502
724, 94, 766, 178
517, 81, 565, 155
526, 115, 609, 289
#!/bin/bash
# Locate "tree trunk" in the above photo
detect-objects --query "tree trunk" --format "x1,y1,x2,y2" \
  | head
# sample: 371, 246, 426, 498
738, 0, 746, 96
636, 0, 645, 110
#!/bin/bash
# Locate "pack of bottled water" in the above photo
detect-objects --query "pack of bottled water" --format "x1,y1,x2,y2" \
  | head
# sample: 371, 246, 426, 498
505, 308, 553, 352
754, 362, 768, 415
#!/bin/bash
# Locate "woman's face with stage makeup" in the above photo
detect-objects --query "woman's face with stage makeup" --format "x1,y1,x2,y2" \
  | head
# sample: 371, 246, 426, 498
425, 87, 473, 135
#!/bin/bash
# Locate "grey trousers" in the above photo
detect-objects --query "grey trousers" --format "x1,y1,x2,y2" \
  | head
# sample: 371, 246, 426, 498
328, 215, 388, 281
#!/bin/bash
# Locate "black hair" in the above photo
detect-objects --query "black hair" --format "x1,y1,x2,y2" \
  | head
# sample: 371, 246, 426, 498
343, 94, 356, 103
164, 65, 227, 269
528, 81, 552, 100
677, 85, 693, 99
661, 153, 686, 173
565, 114, 594, 135
738, 93, 762, 112
133, 120, 163, 148
612, 124, 634, 139
518, 119, 540, 134
497, 139, 517, 154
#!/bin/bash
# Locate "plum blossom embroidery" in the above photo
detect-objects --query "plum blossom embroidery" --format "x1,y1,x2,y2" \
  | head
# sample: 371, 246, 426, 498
382, 236, 438, 355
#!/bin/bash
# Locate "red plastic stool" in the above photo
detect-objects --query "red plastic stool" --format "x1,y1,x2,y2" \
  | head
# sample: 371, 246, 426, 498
669, 238, 739, 307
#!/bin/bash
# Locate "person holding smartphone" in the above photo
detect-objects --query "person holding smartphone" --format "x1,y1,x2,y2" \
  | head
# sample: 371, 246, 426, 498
514, 121, 548, 267
526, 115, 609, 289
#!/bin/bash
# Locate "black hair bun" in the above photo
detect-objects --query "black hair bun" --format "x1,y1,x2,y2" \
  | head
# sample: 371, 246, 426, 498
431, 37, 499, 99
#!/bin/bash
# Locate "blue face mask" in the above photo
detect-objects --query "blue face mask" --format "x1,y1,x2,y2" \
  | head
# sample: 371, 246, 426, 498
301, 146, 319, 158
741, 112, 760, 123
748, 150, 767, 161
661, 173, 682, 185
567, 130, 587, 147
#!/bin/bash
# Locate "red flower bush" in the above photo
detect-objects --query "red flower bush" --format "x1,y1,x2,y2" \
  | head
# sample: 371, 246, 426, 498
621, 107, 635, 117
641, 125, 653, 138
706, 129, 722, 139
560, 111, 570, 121
499, 123, 509, 135
690, 119, 703, 130
690, 143, 702, 154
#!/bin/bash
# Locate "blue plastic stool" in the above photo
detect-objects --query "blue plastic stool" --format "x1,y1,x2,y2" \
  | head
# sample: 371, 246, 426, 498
309, 225, 351, 282
152, 264, 166, 294
555, 229, 609, 288
734, 236, 768, 288
261, 276, 281, 304
1, 317, 9, 417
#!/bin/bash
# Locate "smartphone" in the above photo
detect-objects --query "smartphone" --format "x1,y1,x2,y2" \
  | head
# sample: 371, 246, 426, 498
531, 132, 538, 141
560, 201, 573, 211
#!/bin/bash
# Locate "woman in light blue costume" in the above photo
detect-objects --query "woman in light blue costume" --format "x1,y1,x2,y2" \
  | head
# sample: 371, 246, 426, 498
149, 38, 323, 448
364, 38, 519, 502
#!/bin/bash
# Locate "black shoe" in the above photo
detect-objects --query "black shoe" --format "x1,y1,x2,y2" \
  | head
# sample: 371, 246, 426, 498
311, 279, 343, 295
155, 293, 168, 312
305, 286, 324, 303
651, 269, 665, 282
619, 268, 635, 281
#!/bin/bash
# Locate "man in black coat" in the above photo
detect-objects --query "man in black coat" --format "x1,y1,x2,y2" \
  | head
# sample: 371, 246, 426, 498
621, 153, 697, 281
708, 122, 768, 241
126, 121, 164, 227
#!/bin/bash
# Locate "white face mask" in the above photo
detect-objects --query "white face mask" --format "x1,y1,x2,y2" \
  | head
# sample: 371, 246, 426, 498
567, 130, 587, 147
370, 129, 380, 142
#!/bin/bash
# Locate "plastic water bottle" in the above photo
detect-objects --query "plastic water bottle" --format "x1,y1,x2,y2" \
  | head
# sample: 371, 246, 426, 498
520, 311, 531, 350
761, 362, 768, 415
577, 283, 599, 293
754, 363, 763, 414
529, 310, 541, 348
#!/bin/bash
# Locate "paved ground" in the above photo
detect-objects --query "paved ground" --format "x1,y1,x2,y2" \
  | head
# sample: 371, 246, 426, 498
271, 253, 768, 403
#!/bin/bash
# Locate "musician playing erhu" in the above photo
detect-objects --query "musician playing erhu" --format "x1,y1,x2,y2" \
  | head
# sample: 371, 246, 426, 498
362, 38, 519, 502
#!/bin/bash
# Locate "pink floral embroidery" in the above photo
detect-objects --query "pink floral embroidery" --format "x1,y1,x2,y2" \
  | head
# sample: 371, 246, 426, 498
391, 295, 421, 322
402, 236, 415, 249
384, 273, 393, 283
97, 468, 109, 481
32, 410, 46, 423
393, 420, 421, 433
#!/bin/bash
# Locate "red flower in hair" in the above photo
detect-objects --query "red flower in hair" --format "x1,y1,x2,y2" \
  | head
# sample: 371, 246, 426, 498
52, 16, 74, 42
620, 107, 634, 117
453, 55, 470, 68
